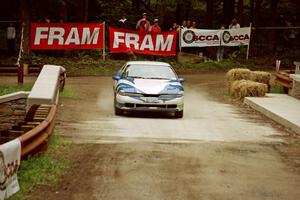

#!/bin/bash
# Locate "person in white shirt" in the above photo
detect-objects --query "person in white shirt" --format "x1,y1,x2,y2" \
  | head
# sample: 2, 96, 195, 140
229, 18, 240, 29
7, 23, 16, 56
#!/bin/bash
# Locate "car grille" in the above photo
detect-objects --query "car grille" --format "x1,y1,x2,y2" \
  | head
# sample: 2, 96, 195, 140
124, 103, 177, 109
142, 94, 160, 97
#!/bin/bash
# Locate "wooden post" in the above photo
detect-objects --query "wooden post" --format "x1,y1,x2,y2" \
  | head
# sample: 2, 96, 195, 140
17, 23, 24, 85
246, 22, 252, 60
18, 64, 24, 85
179, 28, 182, 52
102, 21, 106, 61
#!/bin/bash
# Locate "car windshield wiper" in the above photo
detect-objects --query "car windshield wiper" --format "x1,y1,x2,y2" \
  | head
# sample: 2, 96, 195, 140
127, 76, 146, 79
146, 77, 170, 80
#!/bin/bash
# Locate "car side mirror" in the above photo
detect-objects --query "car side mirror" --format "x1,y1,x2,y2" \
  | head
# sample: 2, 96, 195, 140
178, 77, 185, 83
112, 75, 121, 80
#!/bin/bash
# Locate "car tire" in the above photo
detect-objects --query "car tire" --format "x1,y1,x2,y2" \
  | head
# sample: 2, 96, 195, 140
175, 110, 183, 118
115, 106, 123, 115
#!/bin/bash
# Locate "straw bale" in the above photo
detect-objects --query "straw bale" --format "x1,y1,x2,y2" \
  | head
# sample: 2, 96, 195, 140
250, 71, 271, 85
230, 80, 268, 99
226, 68, 251, 85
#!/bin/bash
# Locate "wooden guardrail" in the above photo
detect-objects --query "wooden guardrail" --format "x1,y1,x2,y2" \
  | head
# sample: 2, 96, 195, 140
0, 64, 42, 74
274, 70, 294, 93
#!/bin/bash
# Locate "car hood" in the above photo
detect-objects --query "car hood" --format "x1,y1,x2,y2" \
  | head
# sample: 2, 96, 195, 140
117, 78, 183, 94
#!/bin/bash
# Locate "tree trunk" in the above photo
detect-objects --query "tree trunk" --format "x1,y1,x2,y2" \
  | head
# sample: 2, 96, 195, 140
132, 0, 140, 15
77, 0, 89, 22
249, 0, 254, 24
20, 0, 31, 63
159, 0, 166, 28
175, 1, 182, 25
223, 0, 235, 26
253, 0, 262, 26
206, 0, 214, 28
237, 0, 244, 26
268, 0, 278, 52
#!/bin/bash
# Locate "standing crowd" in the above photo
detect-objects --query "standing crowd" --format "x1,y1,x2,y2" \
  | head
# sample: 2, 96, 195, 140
119, 12, 161, 33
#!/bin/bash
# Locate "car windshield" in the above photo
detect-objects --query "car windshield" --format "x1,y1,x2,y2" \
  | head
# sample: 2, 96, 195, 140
122, 64, 178, 80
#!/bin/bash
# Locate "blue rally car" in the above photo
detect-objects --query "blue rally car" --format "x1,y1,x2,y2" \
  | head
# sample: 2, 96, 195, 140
113, 61, 184, 118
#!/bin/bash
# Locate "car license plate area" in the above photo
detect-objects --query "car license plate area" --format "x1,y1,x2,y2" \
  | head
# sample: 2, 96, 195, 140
145, 97, 159, 103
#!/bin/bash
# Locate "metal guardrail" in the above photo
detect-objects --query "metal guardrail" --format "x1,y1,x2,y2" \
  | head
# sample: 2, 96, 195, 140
19, 105, 56, 158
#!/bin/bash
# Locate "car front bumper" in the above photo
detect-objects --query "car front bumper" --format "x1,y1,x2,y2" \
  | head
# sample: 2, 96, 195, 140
115, 94, 184, 112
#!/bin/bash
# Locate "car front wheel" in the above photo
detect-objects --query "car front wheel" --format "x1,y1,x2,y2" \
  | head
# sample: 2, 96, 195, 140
115, 106, 123, 115
175, 110, 183, 118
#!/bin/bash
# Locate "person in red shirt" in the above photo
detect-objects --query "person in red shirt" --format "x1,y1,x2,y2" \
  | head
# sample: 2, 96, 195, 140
136, 13, 150, 31
138, 19, 148, 32
150, 19, 161, 33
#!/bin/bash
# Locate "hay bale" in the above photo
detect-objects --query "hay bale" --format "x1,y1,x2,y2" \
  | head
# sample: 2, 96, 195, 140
226, 68, 251, 85
250, 71, 271, 85
230, 80, 268, 99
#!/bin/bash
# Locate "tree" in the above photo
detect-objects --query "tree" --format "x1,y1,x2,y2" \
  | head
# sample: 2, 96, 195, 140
20, 0, 31, 63
223, 0, 235, 25
206, 0, 214, 28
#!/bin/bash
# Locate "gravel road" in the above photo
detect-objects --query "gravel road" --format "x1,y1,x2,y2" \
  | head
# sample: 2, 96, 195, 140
13, 74, 299, 200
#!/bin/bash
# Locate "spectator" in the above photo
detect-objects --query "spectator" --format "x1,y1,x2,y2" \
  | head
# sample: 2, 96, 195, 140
150, 19, 161, 33
138, 19, 148, 32
187, 20, 192, 28
136, 13, 150, 31
216, 24, 225, 62
119, 13, 129, 29
7, 22, 16, 56
229, 18, 240, 29
190, 21, 197, 29
170, 22, 180, 32
181, 20, 187, 29
44, 15, 51, 23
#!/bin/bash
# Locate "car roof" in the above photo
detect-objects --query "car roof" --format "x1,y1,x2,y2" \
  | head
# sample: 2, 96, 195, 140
126, 61, 170, 66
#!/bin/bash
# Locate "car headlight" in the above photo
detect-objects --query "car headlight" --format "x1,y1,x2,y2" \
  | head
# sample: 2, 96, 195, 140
159, 93, 183, 98
118, 91, 143, 97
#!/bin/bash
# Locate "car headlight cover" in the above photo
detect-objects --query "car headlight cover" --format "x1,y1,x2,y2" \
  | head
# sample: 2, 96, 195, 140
159, 93, 183, 98
118, 91, 143, 97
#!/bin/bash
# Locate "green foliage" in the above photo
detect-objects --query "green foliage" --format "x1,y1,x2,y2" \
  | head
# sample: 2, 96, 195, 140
60, 88, 78, 98
270, 85, 284, 94
0, 85, 32, 96
10, 134, 71, 200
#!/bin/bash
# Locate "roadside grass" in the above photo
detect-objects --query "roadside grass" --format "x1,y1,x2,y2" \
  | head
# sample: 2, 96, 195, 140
10, 134, 71, 200
28, 54, 256, 76
60, 87, 79, 98
270, 85, 284, 94
0, 85, 32, 96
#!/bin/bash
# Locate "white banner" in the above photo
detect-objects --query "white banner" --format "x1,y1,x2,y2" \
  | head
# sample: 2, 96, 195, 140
180, 27, 251, 47
0, 139, 21, 200
180, 29, 221, 47
221, 27, 251, 46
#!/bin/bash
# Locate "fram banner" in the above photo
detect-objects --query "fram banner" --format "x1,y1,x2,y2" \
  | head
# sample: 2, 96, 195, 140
0, 139, 21, 200
109, 27, 177, 56
180, 27, 251, 47
181, 29, 221, 47
31, 23, 104, 49
220, 27, 251, 46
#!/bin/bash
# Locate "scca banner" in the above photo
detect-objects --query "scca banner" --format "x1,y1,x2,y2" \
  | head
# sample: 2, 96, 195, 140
220, 27, 251, 46
181, 29, 221, 47
180, 27, 251, 47
109, 27, 177, 56
31, 23, 104, 49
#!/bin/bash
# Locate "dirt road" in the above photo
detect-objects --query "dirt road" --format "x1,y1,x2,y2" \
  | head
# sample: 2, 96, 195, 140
26, 74, 300, 200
